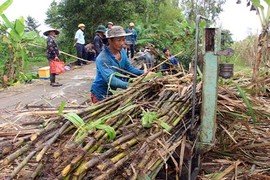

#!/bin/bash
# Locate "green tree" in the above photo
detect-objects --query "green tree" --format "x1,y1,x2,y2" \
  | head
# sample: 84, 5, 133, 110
179, 0, 226, 23
44, 0, 157, 55
25, 16, 40, 33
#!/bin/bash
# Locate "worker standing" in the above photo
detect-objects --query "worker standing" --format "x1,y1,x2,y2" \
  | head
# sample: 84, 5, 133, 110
74, 23, 86, 66
93, 25, 107, 57
125, 22, 137, 59
44, 28, 62, 87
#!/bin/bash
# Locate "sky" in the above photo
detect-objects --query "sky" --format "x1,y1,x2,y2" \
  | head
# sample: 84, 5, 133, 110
1, 0, 56, 35
217, 1, 261, 41
0, 0, 262, 41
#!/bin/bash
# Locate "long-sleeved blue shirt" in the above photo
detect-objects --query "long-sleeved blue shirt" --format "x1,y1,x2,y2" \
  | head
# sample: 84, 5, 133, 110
125, 28, 137, 45
91, 47, 144, 101
161, 55, 179, 70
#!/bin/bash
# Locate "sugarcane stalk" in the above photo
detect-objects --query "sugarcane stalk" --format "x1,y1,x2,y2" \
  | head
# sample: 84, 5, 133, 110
172, 105, 192, 127
137, 150, 155, 169
65, 104, 135, 150
147, 159, 164, 178
83, 88, 137, 113
11, 151, 36, 177
35, 129, 58, 147
61, 138, 96, 177
36, 121, 70, 162
82, 105, 109, 122
30, 162, 44, 179
74, 134, 140, 177
94, 151, 135, 180
30, 122, 59, 141
14, 136, 31, 147
3, 143, 31, 165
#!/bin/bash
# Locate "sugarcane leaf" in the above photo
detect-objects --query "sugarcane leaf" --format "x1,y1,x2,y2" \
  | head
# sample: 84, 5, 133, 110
159, 121, 172, 132
76, 130, 86, 140
113, 71, 130, 78
91, 103, 137, 127
141, 111, 158, 128
235, 84, 257, 124
142, 71, 162, 81
58, 101, 65, 115
109, 89, 122, 95
95, 124, 116, 140
64, 112, 85, 128
218, 110, 248, 119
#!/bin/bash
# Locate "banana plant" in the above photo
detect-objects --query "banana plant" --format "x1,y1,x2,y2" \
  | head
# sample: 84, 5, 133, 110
0, 0, 38, 86
0, 0, 12, 14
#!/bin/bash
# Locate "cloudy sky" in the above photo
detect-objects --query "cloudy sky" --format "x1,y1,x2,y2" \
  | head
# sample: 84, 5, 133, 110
217, 1, 261, 41
1, 0, 262, 41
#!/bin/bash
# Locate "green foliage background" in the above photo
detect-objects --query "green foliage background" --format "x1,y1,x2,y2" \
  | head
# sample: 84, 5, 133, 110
3, 0, 259, 87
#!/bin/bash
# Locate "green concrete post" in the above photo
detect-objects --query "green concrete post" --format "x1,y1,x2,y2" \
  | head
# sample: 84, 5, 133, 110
199, 28, 220, 151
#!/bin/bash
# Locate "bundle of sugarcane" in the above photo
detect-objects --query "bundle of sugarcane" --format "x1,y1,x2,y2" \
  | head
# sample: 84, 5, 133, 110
0, 72, 202, 179
200, 76, 270, 179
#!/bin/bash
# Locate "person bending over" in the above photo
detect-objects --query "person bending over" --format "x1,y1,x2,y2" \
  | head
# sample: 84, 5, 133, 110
90, 26, 153, 103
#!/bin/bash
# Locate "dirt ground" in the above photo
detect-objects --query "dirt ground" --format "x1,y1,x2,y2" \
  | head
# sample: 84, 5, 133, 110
0, 62, 96, 124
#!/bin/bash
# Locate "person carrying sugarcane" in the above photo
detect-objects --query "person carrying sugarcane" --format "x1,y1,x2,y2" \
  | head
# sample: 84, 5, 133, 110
90, 25, 154, 103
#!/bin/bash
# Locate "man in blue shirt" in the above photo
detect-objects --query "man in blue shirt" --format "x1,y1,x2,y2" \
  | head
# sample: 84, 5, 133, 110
90, 26, 152, 103
161, 48, 180, 75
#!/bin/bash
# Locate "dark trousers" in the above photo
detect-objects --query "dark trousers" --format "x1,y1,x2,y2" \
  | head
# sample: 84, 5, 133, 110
76, 43, 86, 65
127, 44, 135, 58
86, 52, 96, 61
50, 73, 56, 83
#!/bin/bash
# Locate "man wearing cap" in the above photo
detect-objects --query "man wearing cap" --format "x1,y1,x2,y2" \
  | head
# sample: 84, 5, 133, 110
93, 25, 107, 57
90, 26, 153, 103
44, 29, 62, 87
107, 22, 113, 30
125, 22, 138, 59
74, 23, 86, 66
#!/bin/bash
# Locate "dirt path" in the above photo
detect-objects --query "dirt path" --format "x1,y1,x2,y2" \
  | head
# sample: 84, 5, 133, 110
0, 62, 96, 124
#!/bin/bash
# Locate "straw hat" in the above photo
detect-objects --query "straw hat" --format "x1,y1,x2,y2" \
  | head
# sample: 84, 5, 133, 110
106, 26, 132, 38
43, 29, 60, 36
78, 23, 85, 28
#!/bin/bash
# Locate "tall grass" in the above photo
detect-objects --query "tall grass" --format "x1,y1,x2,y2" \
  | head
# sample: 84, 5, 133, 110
228, 35, 257, 76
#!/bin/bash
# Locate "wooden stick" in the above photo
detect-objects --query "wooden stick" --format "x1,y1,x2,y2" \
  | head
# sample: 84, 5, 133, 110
150, 51, 183, 71
28, 43, 90, 62
110, 65, 139, 77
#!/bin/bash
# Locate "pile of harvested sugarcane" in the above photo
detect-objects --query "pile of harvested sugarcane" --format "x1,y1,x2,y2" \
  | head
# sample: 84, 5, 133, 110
200, 75, 270, 179
0, 72, 201, 179
1, 68, 270, 179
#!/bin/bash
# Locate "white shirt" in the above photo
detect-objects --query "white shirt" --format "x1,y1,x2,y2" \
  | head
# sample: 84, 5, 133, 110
75, 29, 85, 44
